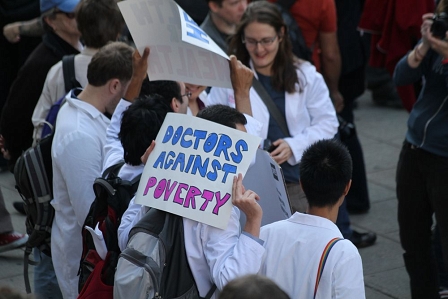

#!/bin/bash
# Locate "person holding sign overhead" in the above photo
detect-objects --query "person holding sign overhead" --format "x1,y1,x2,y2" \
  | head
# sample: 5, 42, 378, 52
208, 1, 339, 213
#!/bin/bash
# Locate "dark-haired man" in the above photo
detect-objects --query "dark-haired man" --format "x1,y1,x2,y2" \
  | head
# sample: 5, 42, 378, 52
259, 139, 365, 299
51, 42, 134, 299
201, 0, 247, 51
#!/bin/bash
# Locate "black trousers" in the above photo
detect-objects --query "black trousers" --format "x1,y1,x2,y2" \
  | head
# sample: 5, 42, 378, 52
396, 141, 448, 298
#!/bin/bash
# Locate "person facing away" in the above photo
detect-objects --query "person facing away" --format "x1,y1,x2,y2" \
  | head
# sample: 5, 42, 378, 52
259, 139, 366, 299
219, 274, 290, 299
50, 41, 134, 299
208, 1, 338, 213
32, 0, 125, 143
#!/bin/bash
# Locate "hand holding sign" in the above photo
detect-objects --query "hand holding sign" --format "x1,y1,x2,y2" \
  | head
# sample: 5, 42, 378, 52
125, 46, 151, 101
230, 55, 254, 116
232, 173, 262, 237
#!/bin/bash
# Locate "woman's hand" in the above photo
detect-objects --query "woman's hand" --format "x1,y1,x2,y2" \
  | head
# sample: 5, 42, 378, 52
421, 13, 434, 47
270, 139, 293, 165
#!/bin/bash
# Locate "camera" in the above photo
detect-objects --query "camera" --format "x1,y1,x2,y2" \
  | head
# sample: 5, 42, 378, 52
337, 115, 356, 142
431, 12, 448, 39
263, 139, 278, 153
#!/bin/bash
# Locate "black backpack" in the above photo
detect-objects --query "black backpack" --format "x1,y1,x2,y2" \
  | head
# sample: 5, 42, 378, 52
113, 208, 216, 299
13, 54, 81, 293
77, 162, 141, 298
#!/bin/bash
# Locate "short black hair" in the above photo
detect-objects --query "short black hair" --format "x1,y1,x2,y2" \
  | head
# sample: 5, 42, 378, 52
220, 275, 290, 299
140, 79, 184, 106
119, 94, 173, 166
196, 104, 247, 129
299, 139, 352, 208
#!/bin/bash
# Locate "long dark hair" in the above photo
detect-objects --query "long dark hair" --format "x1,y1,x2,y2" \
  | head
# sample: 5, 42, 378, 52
228, 1, 299, 93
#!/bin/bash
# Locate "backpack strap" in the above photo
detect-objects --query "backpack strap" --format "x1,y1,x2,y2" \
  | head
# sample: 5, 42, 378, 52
313, 237, 343, 299
102, 161, 125, 179
252, 78, 291, 137
62, 54, 81, 93
203, 284, 217, 299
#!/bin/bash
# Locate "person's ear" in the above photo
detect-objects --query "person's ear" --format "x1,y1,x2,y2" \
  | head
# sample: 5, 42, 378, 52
43, 16, 56, 31
109, 79, 121, 95
279, 26, 285, 42
171, 97, 181, 112
343, 180, 352, 197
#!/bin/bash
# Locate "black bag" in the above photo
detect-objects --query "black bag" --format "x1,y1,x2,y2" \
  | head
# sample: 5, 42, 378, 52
78, 162, 141, 296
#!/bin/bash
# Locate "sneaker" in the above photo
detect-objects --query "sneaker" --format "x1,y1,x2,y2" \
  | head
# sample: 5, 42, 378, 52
0, 232, 28, 253
348, 230, 377, 248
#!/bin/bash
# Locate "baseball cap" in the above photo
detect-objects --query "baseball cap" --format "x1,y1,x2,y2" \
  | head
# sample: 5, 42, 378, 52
40, 0, 80, 13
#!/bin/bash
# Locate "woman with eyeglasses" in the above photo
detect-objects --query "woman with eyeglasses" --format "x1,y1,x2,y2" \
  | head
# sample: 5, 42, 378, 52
208, 1, 338, 213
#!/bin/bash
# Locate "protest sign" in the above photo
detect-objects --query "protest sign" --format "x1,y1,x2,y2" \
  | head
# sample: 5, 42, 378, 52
118, 0, 232, 88
135, 113, 261, 229
241, 149, 292, 227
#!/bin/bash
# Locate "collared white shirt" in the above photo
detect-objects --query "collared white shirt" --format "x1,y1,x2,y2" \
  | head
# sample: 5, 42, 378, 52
208, 61, 339, 166
51, 90, 110, 299
260, 212, 365, 299
32, 47, 97, 143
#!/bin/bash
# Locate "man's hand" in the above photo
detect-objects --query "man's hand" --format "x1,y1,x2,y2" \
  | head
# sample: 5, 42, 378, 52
140, 140, 155, 165
3, 23, 21, 43
232, 173, 262, 237
331, 91, 344, 113
270, 139, 293, 165
124, 47, 150, 101
427, 31, 448, 59
229, 55, 254, 116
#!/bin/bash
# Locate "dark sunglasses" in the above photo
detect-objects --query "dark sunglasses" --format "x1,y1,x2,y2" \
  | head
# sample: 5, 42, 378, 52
53, 10, 76, 19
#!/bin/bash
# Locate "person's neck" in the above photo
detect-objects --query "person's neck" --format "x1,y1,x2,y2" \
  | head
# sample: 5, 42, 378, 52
307, 205, 339, 223
76, 85, 107, 113
56, 31, 82, 51
255, 66, 272, 77
210, 13, 235, 36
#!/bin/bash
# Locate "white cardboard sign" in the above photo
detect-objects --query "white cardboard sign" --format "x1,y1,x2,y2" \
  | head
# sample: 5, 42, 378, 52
118, 0, 232, 88
134, 113, 261, 229
241, 149, 292, 227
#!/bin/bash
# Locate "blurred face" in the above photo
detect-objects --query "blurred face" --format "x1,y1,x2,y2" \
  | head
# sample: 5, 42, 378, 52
185, 83, 206, 101
211, 0, 247, 26
243, 21, 282, 75
46, 9, 81, 38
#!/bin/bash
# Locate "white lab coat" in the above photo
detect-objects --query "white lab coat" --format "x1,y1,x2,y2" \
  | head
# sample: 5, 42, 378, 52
51, 91, 110, 299
260, 212, 366, 299
208, 60, 339, 166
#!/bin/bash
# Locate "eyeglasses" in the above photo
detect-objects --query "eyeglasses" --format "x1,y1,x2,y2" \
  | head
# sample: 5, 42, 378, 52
181, 92, 192, 99
53, 10, 76, 19
242, 36, 278, 48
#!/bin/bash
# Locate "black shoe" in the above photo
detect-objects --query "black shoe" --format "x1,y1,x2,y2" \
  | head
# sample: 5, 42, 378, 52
348, 230, 376, 248
13, 201, 26, 216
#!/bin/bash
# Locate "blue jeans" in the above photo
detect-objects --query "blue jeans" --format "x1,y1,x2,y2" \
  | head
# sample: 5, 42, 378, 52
33, 248, 63, 299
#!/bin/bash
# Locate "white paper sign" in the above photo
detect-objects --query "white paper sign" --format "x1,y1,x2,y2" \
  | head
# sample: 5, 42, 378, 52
135, 113, 261, 229
241, 149, 292, 227
118, 0, 232, 88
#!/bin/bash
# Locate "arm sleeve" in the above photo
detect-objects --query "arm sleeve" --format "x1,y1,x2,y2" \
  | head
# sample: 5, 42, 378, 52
56, 131, 103, 226
103, 99, 131, 171
320, 0, 337, 32
32, 62, 66, 143
333, 244, 366, 299
117, 197, 147, 251
200, 208, 265, 290
207, 87, 233, 106
284, 69, 338, 165
393, 45, 427, 86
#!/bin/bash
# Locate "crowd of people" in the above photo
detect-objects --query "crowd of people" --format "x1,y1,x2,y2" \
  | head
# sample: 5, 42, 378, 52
0, 0, 446, 298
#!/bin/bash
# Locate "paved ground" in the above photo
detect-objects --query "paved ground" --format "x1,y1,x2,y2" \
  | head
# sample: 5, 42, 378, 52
0, 90, 411, 298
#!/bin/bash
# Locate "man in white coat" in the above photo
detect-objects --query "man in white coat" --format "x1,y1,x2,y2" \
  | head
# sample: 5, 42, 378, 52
259, 139, 366, 299
50, 41, 134, 299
